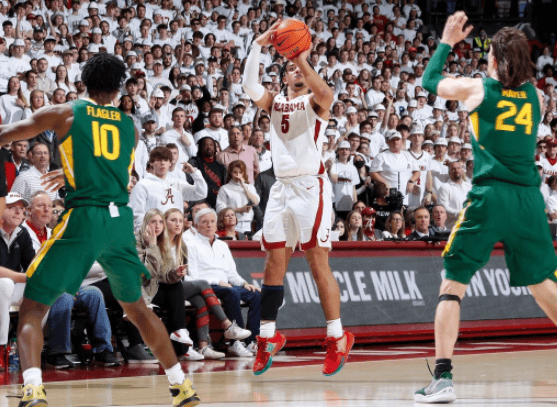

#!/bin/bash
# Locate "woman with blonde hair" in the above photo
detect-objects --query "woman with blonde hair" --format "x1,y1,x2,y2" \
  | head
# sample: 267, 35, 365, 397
136, 208, 194, 356
164, 208, 251, 360
381, 210, 406, 239
24, 90, 45, 118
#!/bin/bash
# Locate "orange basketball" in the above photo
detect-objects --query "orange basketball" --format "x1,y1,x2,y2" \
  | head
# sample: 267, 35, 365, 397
272, 19, 312, 60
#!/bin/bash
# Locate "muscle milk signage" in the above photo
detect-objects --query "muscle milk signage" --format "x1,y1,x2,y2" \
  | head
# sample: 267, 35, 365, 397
234, 255, 546, 329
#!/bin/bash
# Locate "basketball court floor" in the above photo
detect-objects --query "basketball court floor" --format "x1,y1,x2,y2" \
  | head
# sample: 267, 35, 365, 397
0, 336, 556, 406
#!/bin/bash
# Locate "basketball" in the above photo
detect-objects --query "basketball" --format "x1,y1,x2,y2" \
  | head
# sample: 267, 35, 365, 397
272, 19, 312, 60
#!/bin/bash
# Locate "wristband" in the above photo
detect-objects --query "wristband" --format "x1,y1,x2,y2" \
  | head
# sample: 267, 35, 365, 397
422, 43, 452, 95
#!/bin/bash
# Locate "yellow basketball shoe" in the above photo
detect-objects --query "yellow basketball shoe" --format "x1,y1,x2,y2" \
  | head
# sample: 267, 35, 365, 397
18, 384, 47, 407
169, 379, 200, 407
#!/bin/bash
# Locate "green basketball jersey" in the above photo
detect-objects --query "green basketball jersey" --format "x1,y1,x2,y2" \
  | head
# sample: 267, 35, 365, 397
469, 77, 541, 187
59, 99, 135, 208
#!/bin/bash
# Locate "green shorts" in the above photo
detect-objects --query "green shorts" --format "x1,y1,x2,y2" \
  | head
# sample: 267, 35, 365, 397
443, 181, 557, 287
25, 205, 150, 306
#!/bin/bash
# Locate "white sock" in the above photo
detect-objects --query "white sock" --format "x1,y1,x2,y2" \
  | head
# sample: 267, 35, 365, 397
260, 320, 276, 338
165, 363, 185, 386
326, 319, 343, 338
23, 368, 42, 387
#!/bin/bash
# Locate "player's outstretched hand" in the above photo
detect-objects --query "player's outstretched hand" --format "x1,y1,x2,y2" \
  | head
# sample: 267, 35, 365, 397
441, 11, 474, 47
40, 168, 65, 192
256, 17, 282, 47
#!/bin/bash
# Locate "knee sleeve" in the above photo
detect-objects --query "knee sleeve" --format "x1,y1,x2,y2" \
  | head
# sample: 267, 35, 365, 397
261, 285, 284, 321
439, 294, 462, 305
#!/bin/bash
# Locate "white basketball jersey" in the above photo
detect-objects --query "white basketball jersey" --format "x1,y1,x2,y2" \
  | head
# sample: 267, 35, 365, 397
270, 94, 328, 178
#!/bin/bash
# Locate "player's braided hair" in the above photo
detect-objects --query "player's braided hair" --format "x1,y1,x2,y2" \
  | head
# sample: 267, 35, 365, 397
81, 53, 127, 94
279, 58, 316, 96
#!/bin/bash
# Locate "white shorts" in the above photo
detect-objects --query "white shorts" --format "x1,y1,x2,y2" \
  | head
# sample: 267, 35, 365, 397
262, 175, 333, 251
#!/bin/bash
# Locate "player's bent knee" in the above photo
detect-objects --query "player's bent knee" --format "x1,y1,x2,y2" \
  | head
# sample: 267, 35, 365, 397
261, 285, 284, 321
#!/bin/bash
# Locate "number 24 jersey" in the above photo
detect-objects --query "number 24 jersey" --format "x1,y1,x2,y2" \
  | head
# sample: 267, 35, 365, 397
469, 77, 541, 187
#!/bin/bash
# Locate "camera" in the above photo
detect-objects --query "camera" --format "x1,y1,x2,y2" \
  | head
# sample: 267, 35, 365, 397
386, 188, 404, 209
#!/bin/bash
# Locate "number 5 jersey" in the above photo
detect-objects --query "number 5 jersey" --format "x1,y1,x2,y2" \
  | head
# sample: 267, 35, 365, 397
269, 94, 328, 179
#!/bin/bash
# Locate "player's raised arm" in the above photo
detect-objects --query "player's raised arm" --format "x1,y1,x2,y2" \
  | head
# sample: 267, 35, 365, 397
0, 104, 73, 144
423, 12, 479, 103
242, 19, 282, 113
291, 48, 334, 115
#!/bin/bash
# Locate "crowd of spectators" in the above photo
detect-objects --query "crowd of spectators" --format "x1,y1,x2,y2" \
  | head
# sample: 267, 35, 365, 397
1, 0, 557, 366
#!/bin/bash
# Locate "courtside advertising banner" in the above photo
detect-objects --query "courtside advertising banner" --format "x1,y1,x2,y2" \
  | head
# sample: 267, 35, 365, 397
234, 254, 545, 329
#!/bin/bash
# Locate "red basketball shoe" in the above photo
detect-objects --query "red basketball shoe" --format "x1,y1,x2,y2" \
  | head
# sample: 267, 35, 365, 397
322, 331, 354, 376
253, 331, 287, 376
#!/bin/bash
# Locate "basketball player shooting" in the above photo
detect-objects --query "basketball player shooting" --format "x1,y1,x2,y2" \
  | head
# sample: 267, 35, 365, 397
243, 18, 354, 377
414, 12, 557, 403
0, 53, 199, 407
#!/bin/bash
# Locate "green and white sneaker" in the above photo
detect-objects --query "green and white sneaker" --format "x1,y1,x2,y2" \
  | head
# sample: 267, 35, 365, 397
414, 372, 456, 403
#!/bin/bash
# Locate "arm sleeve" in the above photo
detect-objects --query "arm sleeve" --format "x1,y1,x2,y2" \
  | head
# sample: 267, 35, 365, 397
242, 42, 265, 102
422, 43, 452, 95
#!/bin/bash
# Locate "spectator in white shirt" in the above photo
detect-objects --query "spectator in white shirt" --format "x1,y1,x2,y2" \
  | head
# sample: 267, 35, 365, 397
329, 140, 359, 220
437, 161, 472, 228
216, 160, 260, 234
11, 143, 58, 202
365, 76, 385, 107
430, 138, 450, 198
193, 105, 229, 150
185, 208, 260, 356
162, 107, 197, 165
369, 130, 420, 207
129, 147, 208, 230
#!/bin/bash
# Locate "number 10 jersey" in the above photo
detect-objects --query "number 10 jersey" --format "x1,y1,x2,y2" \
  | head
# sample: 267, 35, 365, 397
60, 99, 136, 208
270, 94, 328, 179
469, 77, 541, 187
